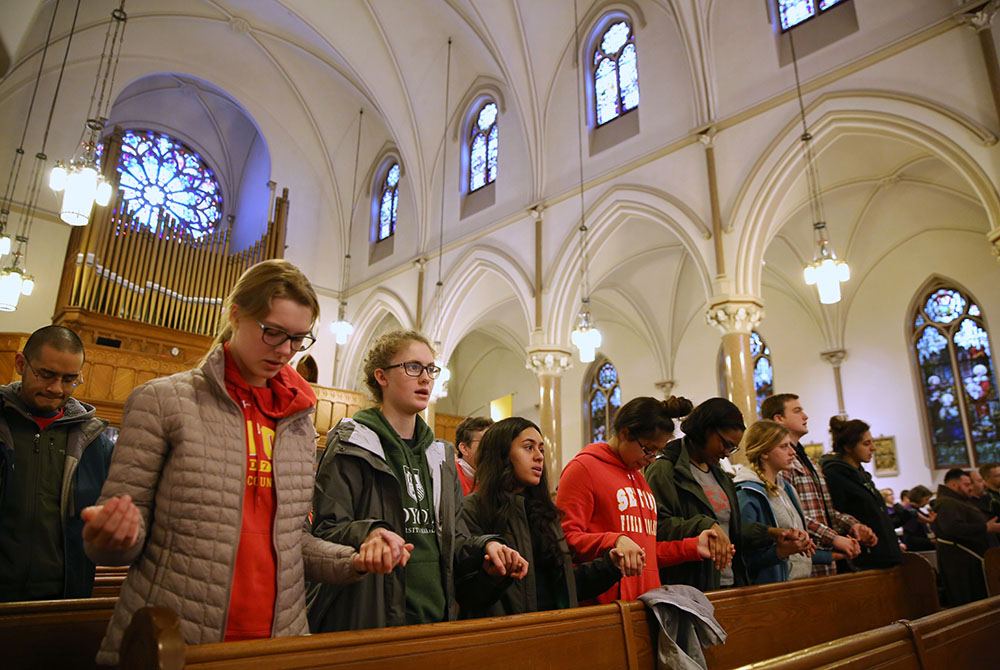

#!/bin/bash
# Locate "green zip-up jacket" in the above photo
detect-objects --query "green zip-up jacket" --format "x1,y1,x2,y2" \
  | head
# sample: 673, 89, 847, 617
645, 437, 770, 591
0, 383, 112, 601
307, 416, 499, 632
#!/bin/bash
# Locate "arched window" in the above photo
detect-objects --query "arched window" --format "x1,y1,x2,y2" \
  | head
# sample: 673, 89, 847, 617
716, 331, 774, 417
911, 285, 1000, 467
592, 19, 639, 126
588, 359, 622, 443
750, 331, 774, 416
777, 0, 848, 32
115, 130, 222, 239
469, 101, 498, 192
377, 163, 400, 241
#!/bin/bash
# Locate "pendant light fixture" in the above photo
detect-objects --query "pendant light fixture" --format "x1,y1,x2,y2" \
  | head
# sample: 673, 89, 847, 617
789, 29, 849, 304
50, 1, 127, 226
330, 109, 364, 346
569, 0, 602, 363
429, 38, 454, 401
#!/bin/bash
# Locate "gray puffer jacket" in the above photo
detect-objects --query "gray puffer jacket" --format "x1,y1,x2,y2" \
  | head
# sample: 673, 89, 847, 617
85, 346, 362, 666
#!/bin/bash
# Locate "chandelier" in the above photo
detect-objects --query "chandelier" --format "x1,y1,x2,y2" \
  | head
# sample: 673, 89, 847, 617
789, 29, 849, 304
50, 2, 128, 226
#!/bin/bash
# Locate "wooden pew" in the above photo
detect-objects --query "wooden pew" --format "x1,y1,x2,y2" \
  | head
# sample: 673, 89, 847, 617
730, 624, 922, 670
704, 552, 938, 668
92, 565, 129, 598
984, 546, 1000, 597
0, 597, 116, 670
119, 553, 939, 670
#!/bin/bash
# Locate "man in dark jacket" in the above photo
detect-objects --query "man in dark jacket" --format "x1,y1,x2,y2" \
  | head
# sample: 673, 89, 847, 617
0, 326, 114, 601
931, 468, 1000, 606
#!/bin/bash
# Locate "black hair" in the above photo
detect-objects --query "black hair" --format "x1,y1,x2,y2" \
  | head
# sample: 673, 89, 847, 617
23, 325, 85, 363
760, 393, 799, 422
829, 416, 870, 454
456, 416, 494, 449
612, 395, 693, 441
908, 485, 932, 503
679, 397, 745, 447
474, 417, 564, 568
943, 468, 969, 483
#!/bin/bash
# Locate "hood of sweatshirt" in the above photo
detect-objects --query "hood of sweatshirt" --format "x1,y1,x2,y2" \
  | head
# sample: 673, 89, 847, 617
576, 441, 629, 471
223, 344, 316, 419
731, 464, 765, 486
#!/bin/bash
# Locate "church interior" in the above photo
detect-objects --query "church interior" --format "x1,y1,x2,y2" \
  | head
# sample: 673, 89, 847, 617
2, 0, 1000, 497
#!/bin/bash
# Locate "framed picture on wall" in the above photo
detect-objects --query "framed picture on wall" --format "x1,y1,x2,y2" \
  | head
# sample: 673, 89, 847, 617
873, 436, 898, 476
802, 443, 824, 466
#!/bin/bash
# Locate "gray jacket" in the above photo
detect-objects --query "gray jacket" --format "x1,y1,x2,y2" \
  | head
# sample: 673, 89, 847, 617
86, 346, 361, 666
308, 418, 495, 631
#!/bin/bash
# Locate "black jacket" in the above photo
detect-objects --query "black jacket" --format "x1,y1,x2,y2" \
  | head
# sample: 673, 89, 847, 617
456, 491, 620, 617
645, 437, 770, 591
931, 484, 993, 606
0, 384, 113, 600
819, 454, 902, 568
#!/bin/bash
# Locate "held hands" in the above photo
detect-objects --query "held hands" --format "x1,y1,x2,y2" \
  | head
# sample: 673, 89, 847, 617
613, 535, 646, 577
774, 528, 816, 559
703, 523, 734, 571
831, 534, 862, 560
357, 528, 414, 574
986, 517, 1000, 534
81, 495, 141, 553
698, 523, 736, 571
918, 510, 937, 524
849, 523, 879, 547
483, 541, 529, 580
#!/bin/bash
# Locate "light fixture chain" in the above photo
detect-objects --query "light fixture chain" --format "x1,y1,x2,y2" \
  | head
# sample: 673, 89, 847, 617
95, 2, 128, 124
41, 0, 82, 155
572, 0, 590, 302
431, 37, 453, 336
339, 108, 363, 317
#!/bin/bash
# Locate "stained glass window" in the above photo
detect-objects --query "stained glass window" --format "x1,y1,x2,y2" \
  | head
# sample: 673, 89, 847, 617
377, 163, 399, 241
778, 0, 846, 31
592, 19, 639, 126
750, 331, 774, 416
588, 360, 622, 443
912, 286, 1000, 467
469, 101, 498, 192
115, 130, 222, 238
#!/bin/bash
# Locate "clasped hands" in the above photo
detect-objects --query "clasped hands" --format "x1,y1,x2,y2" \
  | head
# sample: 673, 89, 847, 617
357, 528, 528, 580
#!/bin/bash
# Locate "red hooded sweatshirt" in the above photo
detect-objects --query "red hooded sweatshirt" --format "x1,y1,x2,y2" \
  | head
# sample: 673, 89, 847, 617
223, 344, 316, 641
557, 442, 700, 603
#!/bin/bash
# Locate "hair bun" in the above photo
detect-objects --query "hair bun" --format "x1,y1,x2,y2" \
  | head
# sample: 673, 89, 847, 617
663, 395, 694, 418
829, 415, 847, 435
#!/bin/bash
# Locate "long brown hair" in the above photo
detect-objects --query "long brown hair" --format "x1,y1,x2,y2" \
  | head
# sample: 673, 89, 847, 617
208, 259, 320, 357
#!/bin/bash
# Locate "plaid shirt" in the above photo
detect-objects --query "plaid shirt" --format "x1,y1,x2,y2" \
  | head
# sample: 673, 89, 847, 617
780, 444, 859, 576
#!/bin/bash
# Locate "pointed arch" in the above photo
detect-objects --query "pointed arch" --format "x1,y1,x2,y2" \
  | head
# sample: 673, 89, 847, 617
907, 275, 1000, 469
733, 93, 1000, 301
333, 287, 413, 389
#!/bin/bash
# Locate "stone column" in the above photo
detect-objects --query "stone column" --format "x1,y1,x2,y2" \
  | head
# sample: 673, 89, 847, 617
526, 346, 572, 493
706, 299, 764, 466
820, 349, 848, 419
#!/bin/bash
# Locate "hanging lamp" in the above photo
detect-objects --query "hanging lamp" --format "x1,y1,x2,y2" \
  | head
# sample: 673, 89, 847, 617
569, 0, 602, 362
50, 1, 127, 226
789, 29, 849, 304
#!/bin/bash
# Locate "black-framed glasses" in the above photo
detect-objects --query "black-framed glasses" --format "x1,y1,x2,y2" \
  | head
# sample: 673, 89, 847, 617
717, 430, 740, 454
24, 359, 84, 388
256, 320, 316, 352
383, 361, 441, 379
635, 436, 660, 456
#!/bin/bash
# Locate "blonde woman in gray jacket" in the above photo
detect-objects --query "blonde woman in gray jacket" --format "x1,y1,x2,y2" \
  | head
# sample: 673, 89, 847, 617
81, 261, 389, 665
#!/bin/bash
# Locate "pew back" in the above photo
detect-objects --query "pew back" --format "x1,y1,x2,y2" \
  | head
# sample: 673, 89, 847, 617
0, 597, 116, 670
120, 553, 939, 670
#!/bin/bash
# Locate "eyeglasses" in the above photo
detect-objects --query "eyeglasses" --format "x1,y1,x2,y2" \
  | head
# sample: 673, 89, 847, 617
256, 320, 316, 352
24, 359, 84, 388
383, 361, 442, 379
635, 436, 660, 456
717, 430, 740, 454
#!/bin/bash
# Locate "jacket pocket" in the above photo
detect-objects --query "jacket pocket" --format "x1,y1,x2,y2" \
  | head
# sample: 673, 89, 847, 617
146, 528, 174, 604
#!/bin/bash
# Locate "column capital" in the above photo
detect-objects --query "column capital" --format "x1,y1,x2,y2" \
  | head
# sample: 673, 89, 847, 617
526, 346, 573, 377
958, 1, 1000, 32
655, 380, 676, 397
705, 297, 764, 335
989, 227, 1000, 261
820, 348, 847, 367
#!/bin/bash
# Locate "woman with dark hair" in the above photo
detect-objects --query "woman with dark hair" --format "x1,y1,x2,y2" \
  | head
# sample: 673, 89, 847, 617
456, 417, 623, 617
557, 396, 721, 603
820, 417, 902, 568
901, 485, 936, 551
646, 397, 812, 591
